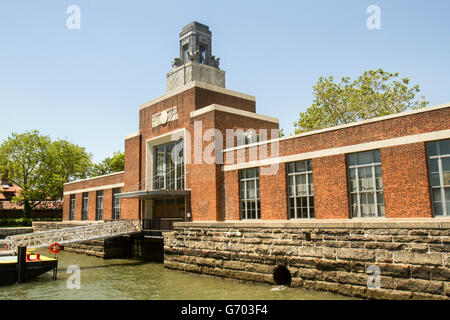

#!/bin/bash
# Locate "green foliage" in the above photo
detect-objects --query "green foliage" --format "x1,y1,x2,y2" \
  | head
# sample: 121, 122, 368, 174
0, 217, 62, 228
90, 151, 124, 177
294, 69, 429, 133
0, 130, 93, 217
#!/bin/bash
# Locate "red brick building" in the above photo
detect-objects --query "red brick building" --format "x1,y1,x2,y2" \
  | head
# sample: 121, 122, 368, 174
63, 22, 450, 232
0, 174, 62, 219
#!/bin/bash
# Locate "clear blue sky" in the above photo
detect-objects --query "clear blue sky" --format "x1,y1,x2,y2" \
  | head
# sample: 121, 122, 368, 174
1, 0, 449, 162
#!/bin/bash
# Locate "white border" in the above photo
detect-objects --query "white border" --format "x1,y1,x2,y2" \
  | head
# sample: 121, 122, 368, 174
63, 183, 125, 195
224, 102, 450, 153
145, 128, 187, 191
139, 81, 256, 111
63, 171, 125, 186
190, 104, 279, 123
223, 129, 450, 171
125, 131, 141, 140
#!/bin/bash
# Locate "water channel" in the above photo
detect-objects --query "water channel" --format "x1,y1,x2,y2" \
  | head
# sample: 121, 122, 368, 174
0, 250, 354, 300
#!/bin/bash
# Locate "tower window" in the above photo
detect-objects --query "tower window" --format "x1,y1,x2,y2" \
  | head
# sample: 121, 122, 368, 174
199, 44, 207, 64
182, 44, 189, 62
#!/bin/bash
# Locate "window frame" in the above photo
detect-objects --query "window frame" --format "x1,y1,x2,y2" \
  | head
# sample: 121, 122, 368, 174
69, 194, 76, 221
112, 188, 121, 220
153, 140, 184, 191
239, 168, 261, 220
347, 150, 385, 218
95, 190, 104, 221
287, 160, 314, 219
81, 192, 89, 221
427, 139, 450, 217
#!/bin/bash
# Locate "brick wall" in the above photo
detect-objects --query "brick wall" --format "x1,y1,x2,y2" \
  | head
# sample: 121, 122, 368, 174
62, 172, 124, 221
381, 142, 433, 218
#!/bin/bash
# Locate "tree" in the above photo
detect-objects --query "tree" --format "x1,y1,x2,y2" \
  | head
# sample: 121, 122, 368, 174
90, 151, 125, 177
294, 69, 429, 133
0, 130, 93, 218
49, 139, 93, 199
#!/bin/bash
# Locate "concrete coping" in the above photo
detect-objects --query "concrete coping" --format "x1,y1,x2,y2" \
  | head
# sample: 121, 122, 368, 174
173, 218, 450, 229
63, 171, 125, 186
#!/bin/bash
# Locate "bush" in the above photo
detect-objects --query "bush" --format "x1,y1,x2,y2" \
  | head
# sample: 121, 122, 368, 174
0, 217, 62, 228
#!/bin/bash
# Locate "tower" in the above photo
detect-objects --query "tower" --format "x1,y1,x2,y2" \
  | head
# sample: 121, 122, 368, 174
166, 21, 225, 92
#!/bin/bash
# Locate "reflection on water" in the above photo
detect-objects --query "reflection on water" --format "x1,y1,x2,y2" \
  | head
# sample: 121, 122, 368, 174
0, 250, 354, 300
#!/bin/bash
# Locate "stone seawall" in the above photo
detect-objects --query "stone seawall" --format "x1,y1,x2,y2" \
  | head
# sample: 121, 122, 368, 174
164, 220, 450, 300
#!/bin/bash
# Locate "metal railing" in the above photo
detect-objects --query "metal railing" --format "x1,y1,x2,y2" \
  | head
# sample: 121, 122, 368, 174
0, 220, 141, 254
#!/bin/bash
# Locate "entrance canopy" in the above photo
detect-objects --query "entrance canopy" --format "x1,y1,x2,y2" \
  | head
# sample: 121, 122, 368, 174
115, 189, 190, 200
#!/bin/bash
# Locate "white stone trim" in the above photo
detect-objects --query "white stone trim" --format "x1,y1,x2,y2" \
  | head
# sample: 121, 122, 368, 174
190, 104, 279, 123
125, 131, 141, 140
63, 171, 125, 186
145, 128, 187, 191
63, 183, 125, 195
224, 102, 450, 153
139, 81, 256, 111
152, 106, 178, 127
223, 129, 450, 171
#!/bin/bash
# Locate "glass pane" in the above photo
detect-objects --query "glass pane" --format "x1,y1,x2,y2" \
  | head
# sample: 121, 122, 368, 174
359, 167, 374, 191
295, 161, 306, 173
247, 168, 256, 178
377, 203, 385, 217
351, 194, 359, 217
442, 157, 450, 172
377, 192, 385, 206
433, 202, 443, 216
445, 187, 450, 201
306, 160, 312, 171
347, 154, 357, 166
373, 150, 381, 163
349, 168, 356, 192
432, 188, 442, 202
290, 207, 295, 219
288, 176, 294, 196
288, 162, 295, 173
428, 158, 439, 173
357, 150, 375, 165
439, 139, 450, 155
444, 172, 450, 186
375, 174, 383, 190
427, 141, 438, 157
430, 173, 441, 187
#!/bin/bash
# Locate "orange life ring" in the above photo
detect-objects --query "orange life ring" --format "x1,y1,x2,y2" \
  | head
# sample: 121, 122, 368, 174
49, 242, 62, 254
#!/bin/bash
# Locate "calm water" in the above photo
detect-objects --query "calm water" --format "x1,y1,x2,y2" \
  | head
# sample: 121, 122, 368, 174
0, 250, 353, 300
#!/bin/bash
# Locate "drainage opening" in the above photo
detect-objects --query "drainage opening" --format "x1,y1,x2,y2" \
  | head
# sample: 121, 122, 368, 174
273, 265, 291, 286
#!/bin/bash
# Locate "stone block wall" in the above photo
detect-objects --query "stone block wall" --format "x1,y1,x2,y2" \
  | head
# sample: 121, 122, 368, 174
164, 220, 450, 300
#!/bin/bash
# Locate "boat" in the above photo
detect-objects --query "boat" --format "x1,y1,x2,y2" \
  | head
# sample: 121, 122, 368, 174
0, 252, 58, 284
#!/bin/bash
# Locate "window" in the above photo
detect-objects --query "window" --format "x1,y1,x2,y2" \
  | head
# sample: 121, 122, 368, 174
82, 192, 89, 220
199, 44, 207, 64
427, 139, 450, 216
112, 188, 121, 220
182, 44, 189, 62
239, 168, 260, 219
153, 140, 184, 190
287, 160, 314, 219
69, 194, 76, 221
96, 190, 103, 221
347, 150, 385, 218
